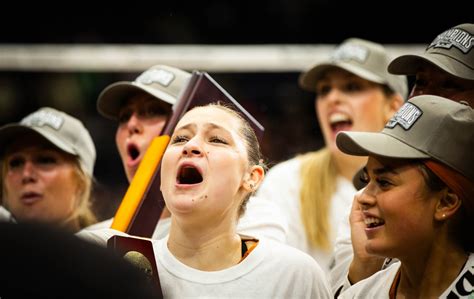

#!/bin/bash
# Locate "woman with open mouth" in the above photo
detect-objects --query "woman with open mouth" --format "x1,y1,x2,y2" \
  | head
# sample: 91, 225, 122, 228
156, 103, 331, 298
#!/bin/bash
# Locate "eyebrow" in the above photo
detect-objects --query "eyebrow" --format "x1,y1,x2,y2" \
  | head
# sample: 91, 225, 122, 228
371, 165, 400, 176
175, 122, 232, 135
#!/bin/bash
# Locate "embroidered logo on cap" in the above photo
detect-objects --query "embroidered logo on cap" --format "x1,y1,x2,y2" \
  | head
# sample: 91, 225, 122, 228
331, 43, 369, 63
137, 69, 175, 86
385, 102, 422, 130
428, 28, 473, 54
21, 110, 64, 130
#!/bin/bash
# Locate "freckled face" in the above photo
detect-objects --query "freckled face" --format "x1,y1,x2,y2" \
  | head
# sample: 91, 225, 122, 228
160, 106, 249, 223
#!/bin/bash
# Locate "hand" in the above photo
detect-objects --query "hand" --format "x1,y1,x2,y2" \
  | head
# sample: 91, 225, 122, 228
347, 190, 385, 284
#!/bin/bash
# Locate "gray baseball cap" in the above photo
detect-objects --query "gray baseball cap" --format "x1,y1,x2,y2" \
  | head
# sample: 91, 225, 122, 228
336, 95, 474, 181
388, 23, 474, 80
0, 107, 96, 176
97, 65, 191, 120
299, 38, 408, 99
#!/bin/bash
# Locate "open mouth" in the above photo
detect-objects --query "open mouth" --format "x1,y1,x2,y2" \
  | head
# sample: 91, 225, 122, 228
177, 165, 203, 185
329, 113, 352, 132
127, 144, 140, 162
365, 217, 385, 228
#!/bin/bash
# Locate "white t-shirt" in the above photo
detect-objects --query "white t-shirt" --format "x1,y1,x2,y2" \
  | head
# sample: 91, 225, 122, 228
340, 253, 474, 298
256, 156, 355, 273
80, 195, 287, 246
0, 206, 12, 222
154, 236, 332, 298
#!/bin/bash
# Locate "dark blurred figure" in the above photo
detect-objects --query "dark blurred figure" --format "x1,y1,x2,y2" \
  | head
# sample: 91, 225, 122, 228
0, 222, 159, 298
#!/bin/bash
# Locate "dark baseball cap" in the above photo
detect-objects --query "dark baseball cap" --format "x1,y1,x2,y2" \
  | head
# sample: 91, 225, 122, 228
388, 23, 474, 80
337, 95, 474, 181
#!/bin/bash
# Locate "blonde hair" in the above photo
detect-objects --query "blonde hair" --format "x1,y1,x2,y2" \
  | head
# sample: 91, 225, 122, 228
298, 148, 337, 250
70, 163, 97, 230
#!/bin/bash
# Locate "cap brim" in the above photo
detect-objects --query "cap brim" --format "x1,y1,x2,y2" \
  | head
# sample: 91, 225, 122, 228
336, 131, 430, 159
97, 81, 176, 120
0, 125, 76, 157
299, 61, 386, 91
388, 53, 474, 80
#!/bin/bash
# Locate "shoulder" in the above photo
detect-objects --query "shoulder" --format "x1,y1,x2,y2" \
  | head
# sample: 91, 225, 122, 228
266, 157, 302, 176
261, 238, 324, 271
340, 262, 400, 298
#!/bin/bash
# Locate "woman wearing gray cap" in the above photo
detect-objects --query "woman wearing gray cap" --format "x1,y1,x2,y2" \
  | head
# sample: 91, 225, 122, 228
338, 23, 474, 295
337, 95, 474, 298
389, 23, 474, 105
0, 107, 97, 232
256, 38, 407, 273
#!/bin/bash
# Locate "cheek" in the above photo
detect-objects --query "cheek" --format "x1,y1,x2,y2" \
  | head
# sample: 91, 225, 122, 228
115, 128, 127, 153
147, 120, 166, 136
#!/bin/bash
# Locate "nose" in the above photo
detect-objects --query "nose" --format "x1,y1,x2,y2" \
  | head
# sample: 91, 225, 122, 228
182, 138, 203, 157
21, 160, 37, 184
325, 87, 344, 105
127, 113, 143, 136
356, 186, 376, 211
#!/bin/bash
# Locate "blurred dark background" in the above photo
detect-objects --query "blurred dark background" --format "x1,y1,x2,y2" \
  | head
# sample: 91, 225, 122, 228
0, 2, 470, 220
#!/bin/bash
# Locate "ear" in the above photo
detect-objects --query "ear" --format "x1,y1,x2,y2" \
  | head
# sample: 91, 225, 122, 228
383, 93, 404, 123
434, 189, 462, 221
243, 165, 265, 193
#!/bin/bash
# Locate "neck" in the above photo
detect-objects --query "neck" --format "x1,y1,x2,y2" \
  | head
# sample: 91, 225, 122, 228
167, 218, 242, 271
397, 240, 468, 298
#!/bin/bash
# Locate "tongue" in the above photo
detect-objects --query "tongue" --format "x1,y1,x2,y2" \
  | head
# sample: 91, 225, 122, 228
332, 122, 352, 134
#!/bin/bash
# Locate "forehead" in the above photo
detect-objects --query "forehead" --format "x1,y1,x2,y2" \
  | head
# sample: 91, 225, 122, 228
318, 68, 370, 83
177, 106, 242, 131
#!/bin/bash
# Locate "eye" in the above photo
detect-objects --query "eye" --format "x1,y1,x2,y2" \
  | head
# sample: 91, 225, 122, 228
413, 77, 428, 89
441, 79, 462, 91
375, 177, 392, 189
171, 135, 189, 144
36, 155, 57, 165
7, 157, 24, 169
209, 136, 228, 144
343, 81, 363, 93
315, 84, 331, 97
142, 103, 169, 118
118, 110, 132, 124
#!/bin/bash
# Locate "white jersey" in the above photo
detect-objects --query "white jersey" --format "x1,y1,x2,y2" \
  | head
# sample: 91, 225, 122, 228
154, 236, 331, 299
340, 253, 474, 298
0, 205, 13, 222
256, 156, 355, 273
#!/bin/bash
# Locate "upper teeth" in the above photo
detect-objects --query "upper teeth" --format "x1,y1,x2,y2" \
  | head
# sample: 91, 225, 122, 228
329, 113, 350, 124
365, 217, 383, 226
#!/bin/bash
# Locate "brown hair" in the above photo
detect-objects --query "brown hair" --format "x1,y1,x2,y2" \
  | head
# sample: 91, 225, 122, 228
195, 103, 267, 217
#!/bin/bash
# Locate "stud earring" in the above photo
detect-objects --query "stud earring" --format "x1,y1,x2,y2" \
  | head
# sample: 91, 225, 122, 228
249, 183, 254, 190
